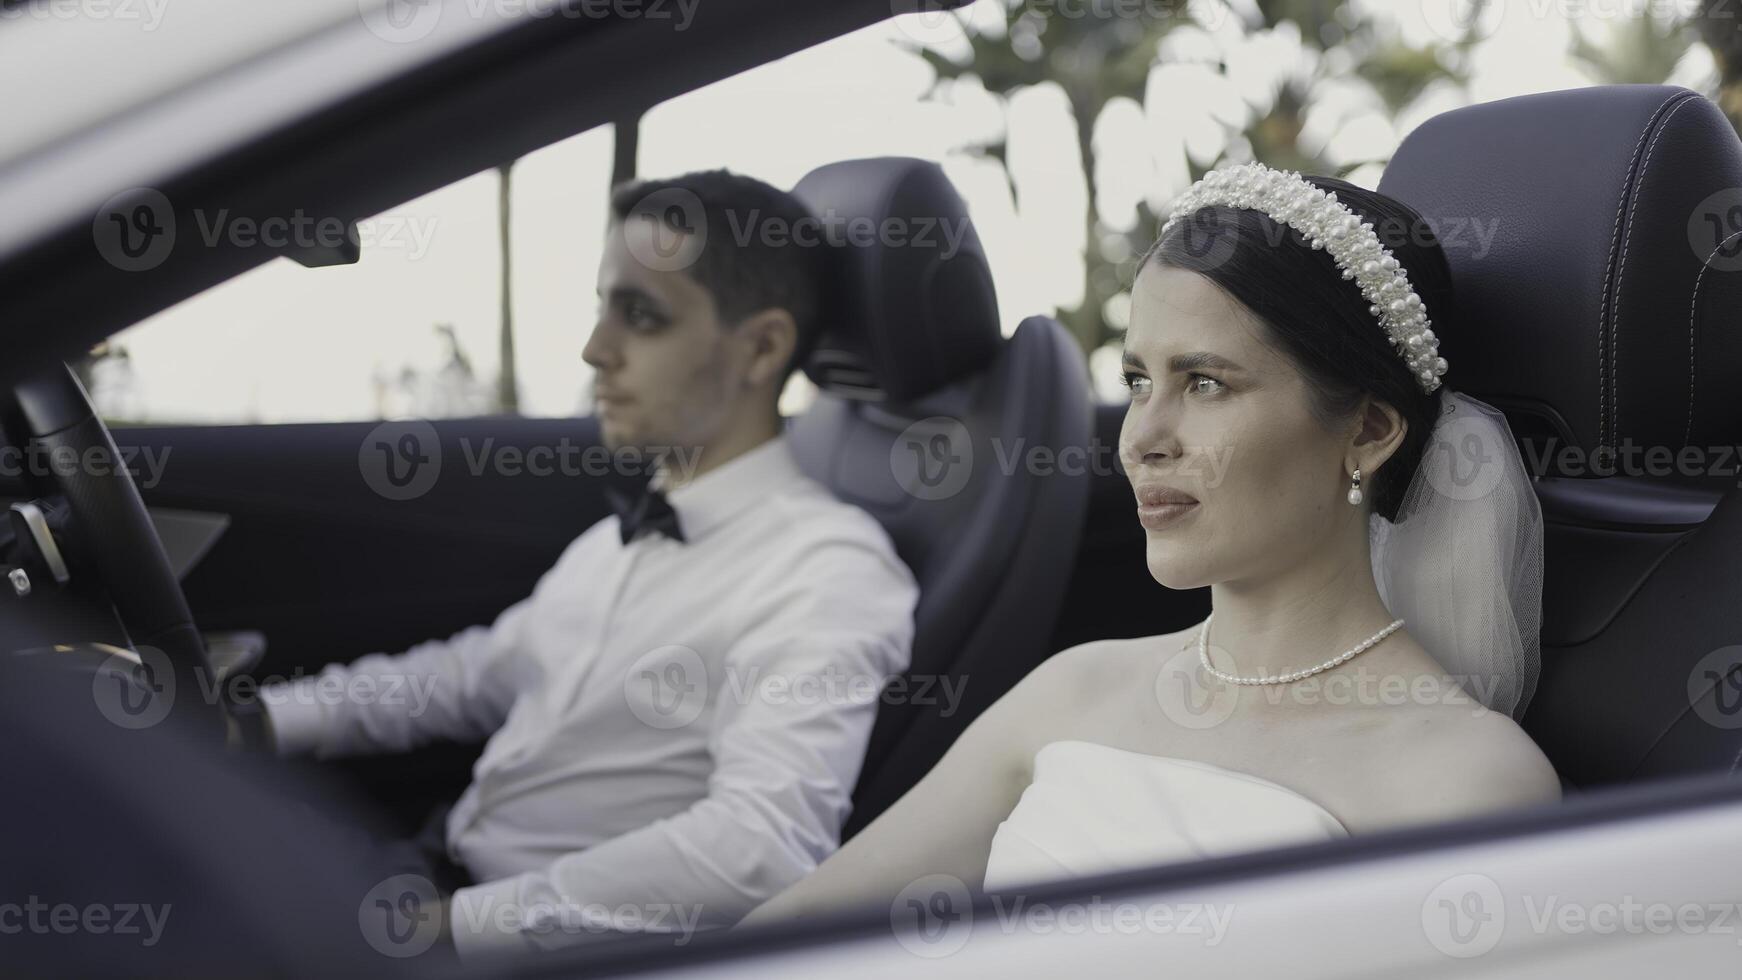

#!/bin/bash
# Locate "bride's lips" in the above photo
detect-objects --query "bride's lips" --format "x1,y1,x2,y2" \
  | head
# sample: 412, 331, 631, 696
1135, 483, 1199, 531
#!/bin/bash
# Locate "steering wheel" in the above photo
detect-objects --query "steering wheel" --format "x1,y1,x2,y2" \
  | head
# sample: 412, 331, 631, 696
4, 363, 229, 742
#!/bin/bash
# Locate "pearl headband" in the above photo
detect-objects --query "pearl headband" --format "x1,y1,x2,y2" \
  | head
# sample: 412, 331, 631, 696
1158, 163, 1447, 394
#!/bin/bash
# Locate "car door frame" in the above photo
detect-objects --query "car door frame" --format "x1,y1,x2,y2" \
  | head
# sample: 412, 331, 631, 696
516, 770, 1742, 977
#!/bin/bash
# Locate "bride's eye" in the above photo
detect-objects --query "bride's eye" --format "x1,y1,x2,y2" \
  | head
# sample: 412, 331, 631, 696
1187, 373, 1226, 397
1119, 372, 1152, 396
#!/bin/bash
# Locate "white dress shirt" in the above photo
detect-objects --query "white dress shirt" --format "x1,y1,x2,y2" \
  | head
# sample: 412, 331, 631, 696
262, 434, 917, 957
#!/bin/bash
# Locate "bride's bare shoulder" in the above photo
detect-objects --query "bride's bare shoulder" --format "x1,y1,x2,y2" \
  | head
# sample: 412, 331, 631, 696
968, 632, 1191, 777
1372, 705, 1562, 822
1015, 627, 1198, 709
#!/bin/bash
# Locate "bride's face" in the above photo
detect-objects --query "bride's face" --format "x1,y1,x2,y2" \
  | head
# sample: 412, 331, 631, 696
1119, 263, 1360, 590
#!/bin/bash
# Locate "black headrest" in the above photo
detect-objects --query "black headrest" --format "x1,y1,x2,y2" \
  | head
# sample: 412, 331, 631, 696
1378, 85, 1742, 472
792, 157, 1002, 403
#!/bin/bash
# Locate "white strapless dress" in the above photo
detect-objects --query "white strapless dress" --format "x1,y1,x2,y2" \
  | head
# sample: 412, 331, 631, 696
983, 740, 1350, 893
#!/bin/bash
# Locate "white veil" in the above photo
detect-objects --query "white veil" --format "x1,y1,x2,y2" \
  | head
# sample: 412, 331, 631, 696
1368, 390, 1545, 720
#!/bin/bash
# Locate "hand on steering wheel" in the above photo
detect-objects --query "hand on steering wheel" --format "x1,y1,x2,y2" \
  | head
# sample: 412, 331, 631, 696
5, 363, 233, 743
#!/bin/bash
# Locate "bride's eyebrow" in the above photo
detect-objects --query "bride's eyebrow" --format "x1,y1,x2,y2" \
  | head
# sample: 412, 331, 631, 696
1168, 351, 1245, 374
1122, 349, 1246, 374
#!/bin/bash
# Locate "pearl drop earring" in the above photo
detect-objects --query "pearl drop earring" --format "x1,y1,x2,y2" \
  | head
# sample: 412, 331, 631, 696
1347, 468, 1363, 506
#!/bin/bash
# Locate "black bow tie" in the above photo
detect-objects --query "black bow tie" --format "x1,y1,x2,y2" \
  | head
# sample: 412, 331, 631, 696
605, 484, 686, 545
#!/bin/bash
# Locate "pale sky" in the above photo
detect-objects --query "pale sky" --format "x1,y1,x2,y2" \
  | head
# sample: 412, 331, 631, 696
106, 0, 1718, 421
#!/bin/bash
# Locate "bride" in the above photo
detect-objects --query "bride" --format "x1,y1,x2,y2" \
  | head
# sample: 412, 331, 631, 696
741, 163, 1559, 922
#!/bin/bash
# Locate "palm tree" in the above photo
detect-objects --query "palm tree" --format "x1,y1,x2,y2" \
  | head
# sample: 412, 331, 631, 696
1695, 0, 1742, 134
910, 0, 1454, 355
613, 111, 642, 189
909, 0, 1184, 353
1570, 10, 1698, 85
496, 159, 520, 414
1237, 1, 1460, 170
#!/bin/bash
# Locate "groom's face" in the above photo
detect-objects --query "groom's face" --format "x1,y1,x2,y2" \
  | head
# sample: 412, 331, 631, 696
1119, 264, 1365, 590
584, 216, 745, 454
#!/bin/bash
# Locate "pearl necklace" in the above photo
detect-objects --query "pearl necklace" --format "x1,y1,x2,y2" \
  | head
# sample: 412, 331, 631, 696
1196, 611, 1406, 686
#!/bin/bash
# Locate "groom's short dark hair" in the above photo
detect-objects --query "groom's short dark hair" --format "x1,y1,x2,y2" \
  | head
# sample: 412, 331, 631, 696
609, 169, 827, 376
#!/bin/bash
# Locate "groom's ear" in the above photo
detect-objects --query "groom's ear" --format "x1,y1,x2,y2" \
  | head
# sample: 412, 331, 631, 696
1350, 395, 1407, 475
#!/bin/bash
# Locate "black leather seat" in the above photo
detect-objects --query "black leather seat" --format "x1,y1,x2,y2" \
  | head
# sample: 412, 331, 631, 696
789, 157, 1093, 835
1378, 84, 1742, 786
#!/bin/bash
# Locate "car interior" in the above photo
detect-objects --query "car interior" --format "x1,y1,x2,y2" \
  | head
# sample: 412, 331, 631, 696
787, 155, 1093, 834
6, 0, 1742, 975
1375, 83, 1742, 788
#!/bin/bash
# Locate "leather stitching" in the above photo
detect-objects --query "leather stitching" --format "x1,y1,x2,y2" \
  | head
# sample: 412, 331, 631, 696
1613, 94, 1696, 450
1600, 108, 1661, 452
1601, 92, 1684, 454
1685, 229, 1742, 446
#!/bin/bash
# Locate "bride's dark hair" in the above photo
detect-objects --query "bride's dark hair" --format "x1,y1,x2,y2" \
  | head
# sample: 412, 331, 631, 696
1141, 175, 1452, 523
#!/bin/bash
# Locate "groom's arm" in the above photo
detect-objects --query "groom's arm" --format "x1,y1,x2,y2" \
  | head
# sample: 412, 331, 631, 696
447, 532, 918, 957
260, 527, 605, 758
260, 600, 531, 759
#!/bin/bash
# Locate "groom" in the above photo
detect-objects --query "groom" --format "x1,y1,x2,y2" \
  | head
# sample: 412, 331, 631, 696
261, 170, 919, 957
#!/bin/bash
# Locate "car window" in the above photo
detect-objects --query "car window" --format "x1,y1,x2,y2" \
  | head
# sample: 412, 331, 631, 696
637, 17, 1107, 399
96, 16, 1133, 427
95, 125, 615, 425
